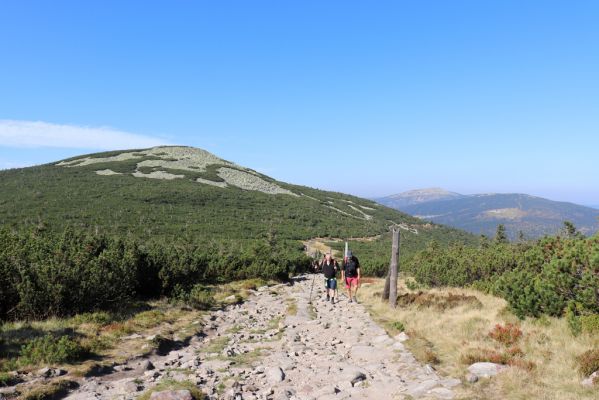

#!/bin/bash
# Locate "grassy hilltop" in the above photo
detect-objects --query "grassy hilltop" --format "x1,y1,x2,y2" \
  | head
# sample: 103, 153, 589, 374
0, 145, 474, 262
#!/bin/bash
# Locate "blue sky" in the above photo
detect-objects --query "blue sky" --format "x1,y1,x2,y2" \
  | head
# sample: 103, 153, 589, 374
1, 1, 598, 204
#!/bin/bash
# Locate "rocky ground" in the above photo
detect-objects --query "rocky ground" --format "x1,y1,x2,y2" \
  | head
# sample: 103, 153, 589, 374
49, 276, 460, 399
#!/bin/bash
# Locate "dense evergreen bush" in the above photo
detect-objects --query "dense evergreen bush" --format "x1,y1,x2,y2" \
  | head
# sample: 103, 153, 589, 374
405, 232, 599, 320
0, 226, 310, 321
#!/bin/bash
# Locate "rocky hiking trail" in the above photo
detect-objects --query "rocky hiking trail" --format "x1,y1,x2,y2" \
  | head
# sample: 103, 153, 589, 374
65, 276, 460, 400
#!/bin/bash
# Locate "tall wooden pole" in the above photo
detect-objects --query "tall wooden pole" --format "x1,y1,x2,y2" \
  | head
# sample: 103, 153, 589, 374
382, 273, 390, 300
389, 228, 400, 308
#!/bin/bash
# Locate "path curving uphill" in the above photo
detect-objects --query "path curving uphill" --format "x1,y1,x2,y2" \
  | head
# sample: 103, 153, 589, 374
66, 276, 460, 399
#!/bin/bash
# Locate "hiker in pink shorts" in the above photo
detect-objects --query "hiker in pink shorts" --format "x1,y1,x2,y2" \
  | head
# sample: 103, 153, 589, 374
342, 250, 361, 303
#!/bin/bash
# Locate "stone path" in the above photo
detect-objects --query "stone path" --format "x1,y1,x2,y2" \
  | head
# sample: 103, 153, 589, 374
65, 275, 460, 399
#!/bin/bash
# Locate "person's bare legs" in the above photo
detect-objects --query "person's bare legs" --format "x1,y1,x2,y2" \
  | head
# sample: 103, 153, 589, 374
351, 280, 359, 302
346, 279, 353, 302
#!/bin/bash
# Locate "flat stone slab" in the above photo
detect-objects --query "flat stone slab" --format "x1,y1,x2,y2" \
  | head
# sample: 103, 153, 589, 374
150, 390, 193, 400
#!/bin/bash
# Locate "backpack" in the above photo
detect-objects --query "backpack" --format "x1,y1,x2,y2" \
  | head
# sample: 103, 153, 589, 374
345, 257, 358, 277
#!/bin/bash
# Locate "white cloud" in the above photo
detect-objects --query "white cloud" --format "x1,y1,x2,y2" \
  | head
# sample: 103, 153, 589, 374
0, 120, 171, 150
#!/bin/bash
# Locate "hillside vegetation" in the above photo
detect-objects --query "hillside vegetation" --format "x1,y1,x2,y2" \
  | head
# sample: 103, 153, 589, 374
0, 146, 475, 322
0, 146, 473, 245
404, 227, 599, 334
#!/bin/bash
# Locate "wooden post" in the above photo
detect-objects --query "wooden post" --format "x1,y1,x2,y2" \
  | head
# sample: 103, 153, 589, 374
389, 228, 400, 308
382, 273, 390, 300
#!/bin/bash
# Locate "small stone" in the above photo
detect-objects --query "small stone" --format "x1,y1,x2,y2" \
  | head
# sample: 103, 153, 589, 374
138, 360, 155, 371
466, 373, 479, 383
581, 370, 599, 387
123, 333, 143, 340
265, 367, 285, 384
123, 380, 142, 392
341, 366, 367, 386
395, 332, 409, 342
38, 367, 67, 378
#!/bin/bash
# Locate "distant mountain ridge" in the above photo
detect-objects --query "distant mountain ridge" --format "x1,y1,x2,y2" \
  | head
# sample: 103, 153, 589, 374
376, 189, 599, 239
378, 188, 464, 208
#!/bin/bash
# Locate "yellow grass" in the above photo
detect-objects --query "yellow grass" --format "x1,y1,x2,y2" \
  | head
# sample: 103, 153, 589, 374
0, 278, 271, 376
360, 279, 599, 400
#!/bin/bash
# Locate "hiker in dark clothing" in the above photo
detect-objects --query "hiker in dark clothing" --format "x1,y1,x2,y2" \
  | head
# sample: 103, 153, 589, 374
311, 259, 321, 273
342, 250, 361, 303
321, 253, 338, 304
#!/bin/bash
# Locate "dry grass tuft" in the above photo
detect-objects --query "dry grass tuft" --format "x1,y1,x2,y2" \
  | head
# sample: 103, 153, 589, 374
360, 278, 599, 399
577, 349, 599, 377
397, 291, 482, 311
286, 298, 298, 316
488, 323, 523, 346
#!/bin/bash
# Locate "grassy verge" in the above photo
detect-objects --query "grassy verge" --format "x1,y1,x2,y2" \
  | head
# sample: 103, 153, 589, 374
20, 379, 79, 400
138, 379, 205, 400
0, 278, 272, 377
359, 278, 599, 400
286, 298, 298, 316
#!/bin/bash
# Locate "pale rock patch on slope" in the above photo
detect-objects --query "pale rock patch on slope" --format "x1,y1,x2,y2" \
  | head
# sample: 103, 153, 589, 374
137, 147, 236, 172
95, 169, 122, 176
300, 193, 319, 202
325, 205, 365, 220
57, 151, 143, 166
196, 178, 228, 188
348, 204, 373, 220
57, 146, 237, 172
132, 170, 184, 180
481, 208, 528, 221
217, 167, 297, 196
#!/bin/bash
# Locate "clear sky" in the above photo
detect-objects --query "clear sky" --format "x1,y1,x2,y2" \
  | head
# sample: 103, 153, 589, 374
1, 1, 598, 204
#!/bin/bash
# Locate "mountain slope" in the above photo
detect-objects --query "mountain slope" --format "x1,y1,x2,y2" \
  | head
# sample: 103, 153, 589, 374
376, 188, 463, 208
376, 189, 599, 239
0, 146, 475, 259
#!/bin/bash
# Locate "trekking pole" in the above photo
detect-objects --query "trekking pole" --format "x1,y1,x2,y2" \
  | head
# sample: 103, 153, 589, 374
308, 270, 316, 304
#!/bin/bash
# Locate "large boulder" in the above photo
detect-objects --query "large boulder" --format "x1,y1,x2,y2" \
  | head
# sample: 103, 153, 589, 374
467, 362, 507, 378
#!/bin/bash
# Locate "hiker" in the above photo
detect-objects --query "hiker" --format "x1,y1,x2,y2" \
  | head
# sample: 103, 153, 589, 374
321, 253, 338, 304
342, 250, 361, 303
311, 259, 320, 273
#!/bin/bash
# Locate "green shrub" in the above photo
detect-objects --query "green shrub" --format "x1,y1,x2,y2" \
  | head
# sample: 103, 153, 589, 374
391, 321, 405, 332
70, 312, 113, 326
0, 227, 310, 322
20, 335, 87, 365
407, 234, 599, 320
187, 285, 215, 310
580, 315, 599, 335
405, 278, 421, 291
0, 371, 21, 387
577, 349, 599, 376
